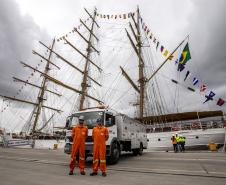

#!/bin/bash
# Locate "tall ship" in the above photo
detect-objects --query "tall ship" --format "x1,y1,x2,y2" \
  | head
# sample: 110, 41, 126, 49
0, 7, 225, 150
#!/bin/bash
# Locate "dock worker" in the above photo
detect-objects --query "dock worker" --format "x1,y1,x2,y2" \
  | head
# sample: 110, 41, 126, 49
171, 134, 178, 152
90, 118, 109, 177
69, 115, 88, 175
180, 135, 186, 152
175, 133, 181, 152
177, 134, 183, 152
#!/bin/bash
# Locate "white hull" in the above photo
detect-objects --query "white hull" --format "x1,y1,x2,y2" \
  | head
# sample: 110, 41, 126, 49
147, 128, 226, 151
34, 139, 65, 149
12, 140, 66, 149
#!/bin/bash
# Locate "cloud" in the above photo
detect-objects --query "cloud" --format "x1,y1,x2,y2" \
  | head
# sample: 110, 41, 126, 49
182, 0, 226, 111
0, 0, 50, 97
0, 0, 225, 132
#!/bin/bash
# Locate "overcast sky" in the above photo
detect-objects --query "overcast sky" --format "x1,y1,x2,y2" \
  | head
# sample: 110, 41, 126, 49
0, 0, 226, 131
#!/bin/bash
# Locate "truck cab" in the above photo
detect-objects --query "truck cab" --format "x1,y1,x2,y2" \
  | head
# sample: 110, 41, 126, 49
64, 107, 147, 164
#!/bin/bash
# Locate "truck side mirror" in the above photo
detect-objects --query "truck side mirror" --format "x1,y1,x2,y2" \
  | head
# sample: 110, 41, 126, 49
65, 119, 70, 128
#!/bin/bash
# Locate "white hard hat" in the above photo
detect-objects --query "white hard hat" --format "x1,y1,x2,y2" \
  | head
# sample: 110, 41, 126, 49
78, 115, 85, 120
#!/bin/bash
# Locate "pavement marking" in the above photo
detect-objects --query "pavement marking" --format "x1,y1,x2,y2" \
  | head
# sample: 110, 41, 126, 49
1, 155, 226, 178
136, 156, 226, 162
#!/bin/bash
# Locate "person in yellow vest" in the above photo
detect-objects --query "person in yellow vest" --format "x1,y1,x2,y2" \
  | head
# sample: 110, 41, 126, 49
180, 135, 186, 152
175, 133, 181, 152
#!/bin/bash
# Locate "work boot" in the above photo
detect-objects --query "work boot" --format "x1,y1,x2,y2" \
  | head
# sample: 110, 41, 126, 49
80, 171, 86, 175
69, 171, 74, 175
90, 172, 98, 176
102, 172, 107, 177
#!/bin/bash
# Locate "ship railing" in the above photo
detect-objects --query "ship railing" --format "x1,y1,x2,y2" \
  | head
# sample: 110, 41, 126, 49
146, 119, 224, 133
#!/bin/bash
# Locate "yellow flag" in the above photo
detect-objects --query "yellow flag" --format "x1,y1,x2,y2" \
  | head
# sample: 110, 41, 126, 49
168, 55, 173, 60
163, 50, 168, 57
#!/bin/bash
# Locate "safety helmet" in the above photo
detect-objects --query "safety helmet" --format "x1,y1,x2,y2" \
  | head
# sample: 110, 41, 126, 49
78, 115, 85, 121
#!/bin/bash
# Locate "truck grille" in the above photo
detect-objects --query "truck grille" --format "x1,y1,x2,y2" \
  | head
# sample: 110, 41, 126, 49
86, 136, 93, 142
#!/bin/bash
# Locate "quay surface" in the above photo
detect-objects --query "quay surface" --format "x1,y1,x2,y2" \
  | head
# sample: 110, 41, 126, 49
0, 148, 226, 185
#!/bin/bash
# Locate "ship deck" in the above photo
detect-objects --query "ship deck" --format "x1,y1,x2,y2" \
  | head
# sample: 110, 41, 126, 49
0, 148, 226, 185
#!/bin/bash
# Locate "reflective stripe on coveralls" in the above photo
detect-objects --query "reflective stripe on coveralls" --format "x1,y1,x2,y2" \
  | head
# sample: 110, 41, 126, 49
69, 124, 88, 172
92, 126, 109, 172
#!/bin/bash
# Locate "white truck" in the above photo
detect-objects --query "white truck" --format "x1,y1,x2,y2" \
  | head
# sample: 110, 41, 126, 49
64, 107, 147, 164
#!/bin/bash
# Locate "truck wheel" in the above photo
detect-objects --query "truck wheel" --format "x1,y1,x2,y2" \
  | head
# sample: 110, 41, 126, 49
109, 142, 120, 164
138, 143, 143, 156
132, 144, 143, 156
132, 149, 138, 156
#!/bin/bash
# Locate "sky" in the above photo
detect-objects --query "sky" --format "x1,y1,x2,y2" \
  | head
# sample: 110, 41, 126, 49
0, 0, 226, 131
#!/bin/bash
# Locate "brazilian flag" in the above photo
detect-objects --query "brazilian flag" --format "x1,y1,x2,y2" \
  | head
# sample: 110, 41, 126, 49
179, 43, 191, 65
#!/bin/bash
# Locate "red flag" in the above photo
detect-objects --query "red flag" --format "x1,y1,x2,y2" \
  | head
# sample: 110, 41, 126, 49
217, 98, 225, 106
200, 84, 207, 92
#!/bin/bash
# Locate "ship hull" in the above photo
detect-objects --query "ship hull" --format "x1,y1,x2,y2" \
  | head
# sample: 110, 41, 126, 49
147, 128, 225, 151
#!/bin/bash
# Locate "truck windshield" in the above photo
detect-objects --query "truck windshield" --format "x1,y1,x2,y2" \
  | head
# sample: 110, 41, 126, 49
71, 111, 104, 129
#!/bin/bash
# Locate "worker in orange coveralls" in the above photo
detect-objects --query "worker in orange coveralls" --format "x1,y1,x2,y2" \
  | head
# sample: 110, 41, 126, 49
69, 115, 88, 175
90, 118, 109, 177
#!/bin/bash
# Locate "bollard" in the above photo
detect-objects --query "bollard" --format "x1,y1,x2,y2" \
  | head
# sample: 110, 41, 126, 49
208, 142, 217, 151
53, 143, 58, 150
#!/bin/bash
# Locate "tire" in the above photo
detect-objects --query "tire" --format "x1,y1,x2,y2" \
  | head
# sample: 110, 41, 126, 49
132, 143, 143, 156
132, 149, 138, 156
108, 142, 120, 164
138, 143, 143, 156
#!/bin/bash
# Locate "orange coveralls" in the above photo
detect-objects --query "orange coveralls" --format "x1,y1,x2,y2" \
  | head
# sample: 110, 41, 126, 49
92, 126, 109, 172
69, 124, 88, 172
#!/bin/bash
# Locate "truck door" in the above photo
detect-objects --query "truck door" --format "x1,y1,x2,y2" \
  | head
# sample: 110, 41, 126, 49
105, 113, 117, 146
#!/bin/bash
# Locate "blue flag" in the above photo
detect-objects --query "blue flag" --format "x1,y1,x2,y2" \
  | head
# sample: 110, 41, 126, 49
177, 63, 185, 71
203, 91, 215, 104
192, 78, 199, 85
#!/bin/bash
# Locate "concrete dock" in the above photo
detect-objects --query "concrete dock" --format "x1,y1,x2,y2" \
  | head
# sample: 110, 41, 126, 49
0, 148, 226, 185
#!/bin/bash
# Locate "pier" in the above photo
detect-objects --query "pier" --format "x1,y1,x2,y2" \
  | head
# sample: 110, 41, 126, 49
0, 148, 226, 185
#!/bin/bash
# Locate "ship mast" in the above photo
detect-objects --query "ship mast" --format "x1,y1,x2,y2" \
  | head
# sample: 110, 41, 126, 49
37, 8, 102, 110
79, 8, 100, 110
121, 6, 146, 120
31, 39, 55, 136
136, 7, 145, 120
121, 7, 189, 122
0, 38, 63, 138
